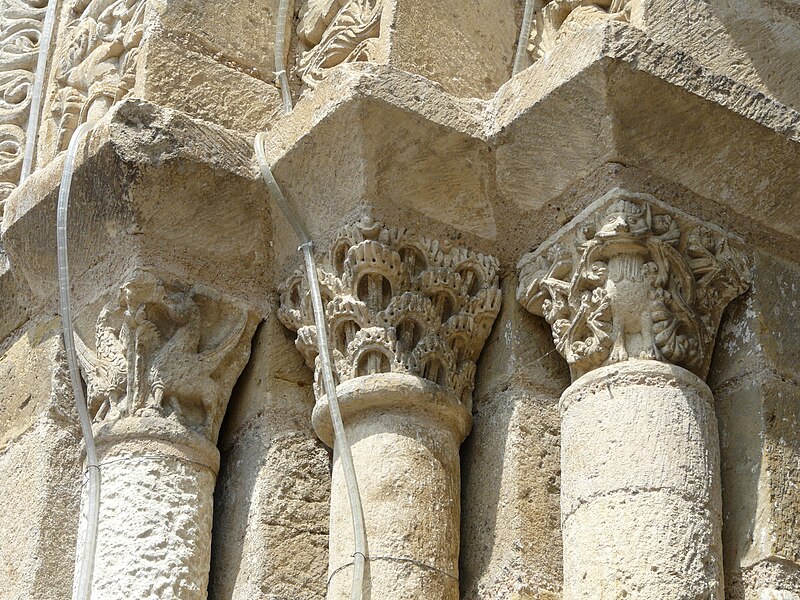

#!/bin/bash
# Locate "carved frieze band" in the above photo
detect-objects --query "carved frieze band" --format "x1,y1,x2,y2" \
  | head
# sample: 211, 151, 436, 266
49, 0, 145, 152
297, 0, 382, 89
279, 220, 501, 408
517, 189, 750, 380
0, 0, 52, 208
529, 0, 630, 62
75, 271, 257, 445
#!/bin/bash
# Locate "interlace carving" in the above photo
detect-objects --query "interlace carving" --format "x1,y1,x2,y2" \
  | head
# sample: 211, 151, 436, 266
529, 0, 630, 62
278, 220, 501, 408
517, 190, 750, 380
0, 0, 51, 206
74, 272, 256, 443
50, 0, 145, 151
297, 0, 382, 89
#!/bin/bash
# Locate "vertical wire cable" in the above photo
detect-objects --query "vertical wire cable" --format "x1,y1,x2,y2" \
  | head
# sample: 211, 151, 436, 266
21, 0, 60, 182
513, 0, 537, 76
57, 121, 100, 600
254, 133, 367, 599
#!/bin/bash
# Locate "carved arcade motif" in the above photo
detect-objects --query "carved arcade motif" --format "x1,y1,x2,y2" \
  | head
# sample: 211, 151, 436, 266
297, 0, 382, 89
50, 0, 145, 151
0, 0, 51, 207
279, 220, 501, 408
74, 272, 255, 443
517, 190, 750, 380
528, 0, 630, 61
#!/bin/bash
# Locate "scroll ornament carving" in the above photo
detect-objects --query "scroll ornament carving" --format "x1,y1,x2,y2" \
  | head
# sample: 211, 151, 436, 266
517, 191, 751, 380
279, 220, 501, 408
0, 0, 50, 204
529, 0, 630, 61
74, 273, 256, 444
297, 0, 382, 89
51, 0, 145, 152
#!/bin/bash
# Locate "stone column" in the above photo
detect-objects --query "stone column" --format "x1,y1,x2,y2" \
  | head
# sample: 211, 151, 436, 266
517, 189, 751, 600
73, 271, 258, 599
279, 220, 501, 600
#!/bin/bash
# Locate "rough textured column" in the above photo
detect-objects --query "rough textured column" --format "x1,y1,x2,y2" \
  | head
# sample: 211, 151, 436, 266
517, 189, 751, 599
73, 271, 258, 599
279, 220, 501, 600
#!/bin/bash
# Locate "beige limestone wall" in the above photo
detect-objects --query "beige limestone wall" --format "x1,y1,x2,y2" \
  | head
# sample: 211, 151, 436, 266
710, 249, 800, 600
1, 1, 800, 599
0, 320, 82, 600
461, 280, 566, 600
210, 314, 330, 600
634, 0, 800, 112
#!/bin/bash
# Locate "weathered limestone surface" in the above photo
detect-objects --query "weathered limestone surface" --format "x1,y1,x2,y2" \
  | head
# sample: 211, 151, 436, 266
0, 319, 82, 600
210, 313, 330, 600
710, 250, 800, 600
461, 279, 567, 600
0, 2, 799, 600
517, 190, 750, 598
279, 220, 501, 599
70, 271, 259, 599
296, 0, 517, 99
561, 361, 723, 599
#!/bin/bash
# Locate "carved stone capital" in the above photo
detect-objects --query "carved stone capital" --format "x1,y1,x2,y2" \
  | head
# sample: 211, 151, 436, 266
297, 0, 383, 89
517, 189, 751, 381
279, 220, 501, 413
49, 0, 145, 154
529, 0, 631, 62
75, 271, 258, 455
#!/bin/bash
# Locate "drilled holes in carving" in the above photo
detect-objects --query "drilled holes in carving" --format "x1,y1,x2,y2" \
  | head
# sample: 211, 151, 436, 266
356, 350, 391, 377
458, 266, 482, 297
333, 241, 349, 277
422, 357, 447, 387
396, 318, 423, 354
335, 320, 362, 355
399, 245, 427, 278
357, 272, 393, 312
431, 291, 455, 323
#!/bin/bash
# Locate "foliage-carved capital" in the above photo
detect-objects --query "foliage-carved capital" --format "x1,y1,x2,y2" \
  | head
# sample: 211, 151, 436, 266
517, 189, 751, 381
75, 271, 258, 446
278, 220, 501, 410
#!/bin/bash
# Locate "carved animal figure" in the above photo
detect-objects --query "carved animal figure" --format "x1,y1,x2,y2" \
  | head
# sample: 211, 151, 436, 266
144, 294, 249, 438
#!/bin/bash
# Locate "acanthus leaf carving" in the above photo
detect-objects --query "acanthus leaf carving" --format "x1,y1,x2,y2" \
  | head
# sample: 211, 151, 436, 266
516, 189, 751, 381
297, 0, 382, 89
75, 271, 257, 444
279, 220, 501, 410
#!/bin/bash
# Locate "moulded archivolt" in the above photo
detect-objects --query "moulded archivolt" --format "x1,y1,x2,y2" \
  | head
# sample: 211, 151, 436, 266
517, 189, 750, 380
278, 219, 501, 409
0, 0, 51, 206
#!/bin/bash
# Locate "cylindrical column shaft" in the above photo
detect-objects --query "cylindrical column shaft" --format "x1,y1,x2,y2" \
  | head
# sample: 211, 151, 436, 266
75, 420, 219, 600
559, 360, 724, 599
314, 374, 470, 600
